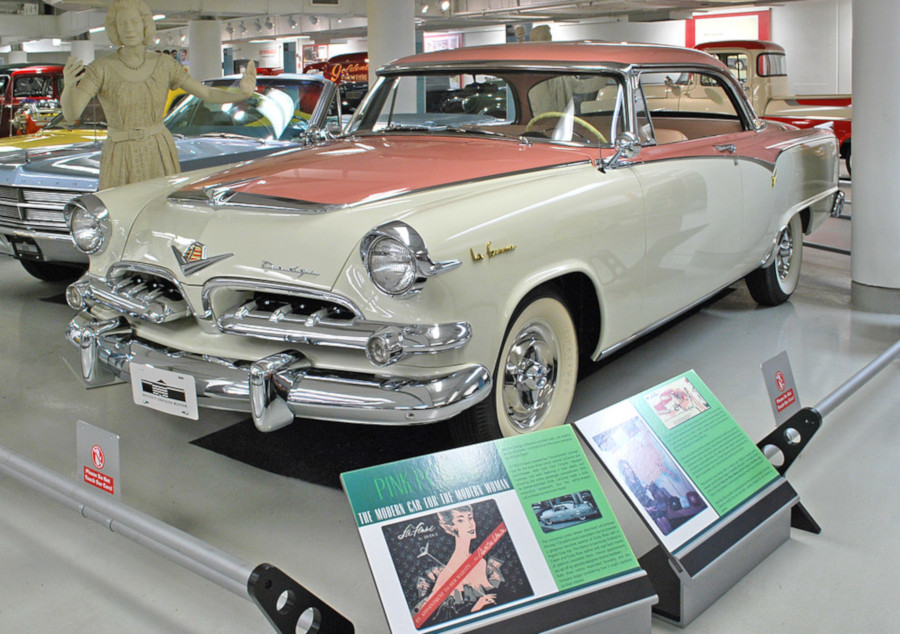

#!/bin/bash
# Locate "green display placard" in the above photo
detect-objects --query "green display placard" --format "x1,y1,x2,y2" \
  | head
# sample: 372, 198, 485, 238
342, 426, 640, 634
574, 370, 779, 555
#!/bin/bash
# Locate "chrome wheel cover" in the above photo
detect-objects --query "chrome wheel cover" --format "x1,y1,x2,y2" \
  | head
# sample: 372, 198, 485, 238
500, 322, 559, 431
775, 223, 794, 282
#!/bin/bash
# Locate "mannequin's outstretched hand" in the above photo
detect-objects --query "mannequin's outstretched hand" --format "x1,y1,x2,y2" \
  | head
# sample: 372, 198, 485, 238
239, 61, 257, 99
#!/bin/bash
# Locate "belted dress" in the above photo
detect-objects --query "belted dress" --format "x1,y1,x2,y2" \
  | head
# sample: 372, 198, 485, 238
73, 51, 188, 190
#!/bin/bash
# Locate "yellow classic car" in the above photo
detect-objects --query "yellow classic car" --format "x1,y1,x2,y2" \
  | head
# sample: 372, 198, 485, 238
0, 90, 187, 156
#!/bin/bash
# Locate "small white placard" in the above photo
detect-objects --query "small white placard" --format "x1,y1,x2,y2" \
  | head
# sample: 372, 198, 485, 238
130, 363, 199, 420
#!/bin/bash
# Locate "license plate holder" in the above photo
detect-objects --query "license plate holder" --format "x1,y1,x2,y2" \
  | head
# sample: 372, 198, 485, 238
11, 236, 42, 260
130, 363, 199, 420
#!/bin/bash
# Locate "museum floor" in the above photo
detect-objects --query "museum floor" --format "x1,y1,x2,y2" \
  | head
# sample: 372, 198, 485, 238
2, 177, 897, 633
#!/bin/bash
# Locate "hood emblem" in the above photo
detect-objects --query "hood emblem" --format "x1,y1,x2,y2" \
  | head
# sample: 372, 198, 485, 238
172, 242, 233, 276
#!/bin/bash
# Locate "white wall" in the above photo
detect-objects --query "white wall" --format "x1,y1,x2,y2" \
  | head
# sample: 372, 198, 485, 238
552, 18, 686, 46
771, 0, 852, 94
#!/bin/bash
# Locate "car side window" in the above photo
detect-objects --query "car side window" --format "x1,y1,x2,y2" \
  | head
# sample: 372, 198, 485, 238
0, 76, 8, 95
638, 70, 743, 144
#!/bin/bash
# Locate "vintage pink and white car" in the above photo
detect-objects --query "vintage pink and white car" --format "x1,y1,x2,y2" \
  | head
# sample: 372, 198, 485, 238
64, 42, 842, 445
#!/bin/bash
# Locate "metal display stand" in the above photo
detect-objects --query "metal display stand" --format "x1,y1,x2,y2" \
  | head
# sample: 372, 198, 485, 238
638, 478, 796, 626
0, 444, 354, 634
643, 337, 900, 626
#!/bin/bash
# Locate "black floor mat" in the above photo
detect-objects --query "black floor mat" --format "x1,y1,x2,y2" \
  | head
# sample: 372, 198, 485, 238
191, 417, 458, 489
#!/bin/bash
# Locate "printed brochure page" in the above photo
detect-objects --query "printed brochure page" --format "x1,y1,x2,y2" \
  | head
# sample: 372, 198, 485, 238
574, 370, 779, 554
341, 426, 640, 634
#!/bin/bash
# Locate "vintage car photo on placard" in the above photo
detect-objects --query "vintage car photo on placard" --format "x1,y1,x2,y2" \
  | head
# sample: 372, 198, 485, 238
533, 491, 601, 533
644, 376, 711, 430
64, 42, 842, 445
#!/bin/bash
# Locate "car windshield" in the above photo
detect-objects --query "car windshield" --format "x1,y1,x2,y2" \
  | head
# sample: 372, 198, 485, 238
163, 79, 330, 141
347, 70, 625, 147
45, 98, 106, 130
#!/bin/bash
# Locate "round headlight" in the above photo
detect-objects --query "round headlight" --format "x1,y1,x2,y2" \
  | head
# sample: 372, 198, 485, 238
67, 195, 110, 254
366, 236, 417, 296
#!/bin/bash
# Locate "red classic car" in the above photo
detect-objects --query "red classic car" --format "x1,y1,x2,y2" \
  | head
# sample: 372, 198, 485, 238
0, 64, 65, 137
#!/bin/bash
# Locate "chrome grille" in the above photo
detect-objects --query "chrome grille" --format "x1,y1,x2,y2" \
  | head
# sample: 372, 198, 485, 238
0, 186, 18, 202
25, 208, 66, 224
217, 292, 370, 347
22, 189, 79, 205
0, 186, 85, 234
82, 269, 190, 324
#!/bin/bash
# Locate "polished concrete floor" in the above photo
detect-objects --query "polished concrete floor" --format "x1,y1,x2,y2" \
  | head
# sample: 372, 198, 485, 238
2, 179, 898, 633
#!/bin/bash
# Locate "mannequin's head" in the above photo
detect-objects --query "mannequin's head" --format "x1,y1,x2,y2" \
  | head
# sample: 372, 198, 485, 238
105, 0, 155, 47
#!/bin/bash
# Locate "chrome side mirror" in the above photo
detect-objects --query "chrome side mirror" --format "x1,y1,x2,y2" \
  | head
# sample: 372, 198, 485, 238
600, 131, 640, 171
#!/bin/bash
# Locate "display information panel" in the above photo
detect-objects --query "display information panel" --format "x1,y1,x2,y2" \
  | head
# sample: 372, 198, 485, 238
574, 370, 780, 555
342, 426, 641, 634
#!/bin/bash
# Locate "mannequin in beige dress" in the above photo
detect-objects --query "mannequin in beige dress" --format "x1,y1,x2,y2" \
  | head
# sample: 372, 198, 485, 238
61, 0, 257, 189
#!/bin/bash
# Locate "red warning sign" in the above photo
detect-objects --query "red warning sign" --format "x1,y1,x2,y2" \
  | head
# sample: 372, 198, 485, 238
84, 466, 115, 495
775, 388, 796, 412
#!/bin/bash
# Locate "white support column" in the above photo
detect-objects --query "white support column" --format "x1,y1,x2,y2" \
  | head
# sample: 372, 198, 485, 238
367, 0, 415, 86
70, 40, 94, 65
188, 19, 223, 81
851, 0, 900, 312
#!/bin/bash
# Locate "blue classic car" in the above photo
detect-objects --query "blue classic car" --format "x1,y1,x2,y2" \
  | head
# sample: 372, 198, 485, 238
540, 502, 597, 525
0, 74, 340, 281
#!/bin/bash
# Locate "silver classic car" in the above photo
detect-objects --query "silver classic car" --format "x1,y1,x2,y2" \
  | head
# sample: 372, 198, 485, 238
0, 74, 340, 281
64, 42, 842, 444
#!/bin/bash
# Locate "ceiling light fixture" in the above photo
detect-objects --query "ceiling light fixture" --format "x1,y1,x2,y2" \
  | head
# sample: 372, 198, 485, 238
309, 15, 319, 25
226, 23, 234, 35
289, 16, 297, 29
265, 17, 274, 30
254, 19, 262, 32
441, 0, 450, 11
240, 21, 247, 34
421, 4, 429, 13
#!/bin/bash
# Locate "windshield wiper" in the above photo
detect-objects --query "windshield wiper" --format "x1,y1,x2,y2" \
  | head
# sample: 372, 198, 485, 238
442, 125, 519, 140
196, 132, 266, 143
383, 123, 433, 132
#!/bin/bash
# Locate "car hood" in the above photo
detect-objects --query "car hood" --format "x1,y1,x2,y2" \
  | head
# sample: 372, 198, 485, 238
177, 134, 595, 205
0, 136, 298, 191
121, 135, 595, 291
0, 129, 106, 154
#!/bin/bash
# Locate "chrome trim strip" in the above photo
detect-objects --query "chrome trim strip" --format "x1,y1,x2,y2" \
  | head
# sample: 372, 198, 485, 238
596, 283, 736, 360
66, 316, 492, 426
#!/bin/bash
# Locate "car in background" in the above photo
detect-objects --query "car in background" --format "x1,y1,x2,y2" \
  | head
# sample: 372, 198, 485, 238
0, 64, 65, 137
0, 73, 340, 281
64, 42, 840, 444
0, 99, 107, 157
305, 52, 369, 113
696, 40, 852, 174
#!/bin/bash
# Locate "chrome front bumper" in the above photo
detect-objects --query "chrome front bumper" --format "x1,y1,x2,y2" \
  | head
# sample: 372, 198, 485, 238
66, 313, 492, 431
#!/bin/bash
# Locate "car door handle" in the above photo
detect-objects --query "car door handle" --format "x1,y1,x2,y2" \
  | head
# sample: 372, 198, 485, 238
714, 143, 737, 154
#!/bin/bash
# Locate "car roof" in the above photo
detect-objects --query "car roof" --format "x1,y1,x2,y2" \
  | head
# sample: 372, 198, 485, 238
385, 41, 726, 71
696, 40, 786, 53
7, 65, 64, 74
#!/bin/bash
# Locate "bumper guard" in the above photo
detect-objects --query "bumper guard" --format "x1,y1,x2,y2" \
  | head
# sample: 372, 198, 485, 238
66, 313, 492, 431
